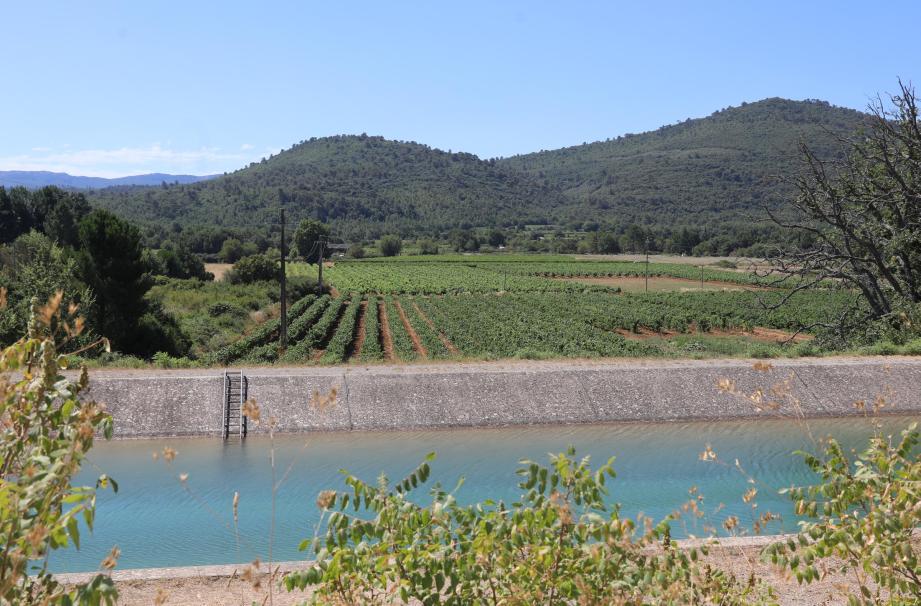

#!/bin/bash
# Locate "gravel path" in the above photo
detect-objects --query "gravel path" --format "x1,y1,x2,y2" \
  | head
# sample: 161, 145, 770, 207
60, 536, 863, 605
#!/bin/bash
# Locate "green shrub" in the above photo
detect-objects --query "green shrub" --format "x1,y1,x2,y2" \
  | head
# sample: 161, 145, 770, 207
287, 448, 769, 604
0, 295, 118, 604
151, 351, 197, 368
766, 423, 921, 602
748, 344, 781, 358
514, 347, 555, 360
347, 243, 365, 259
154, 244, 211, 280
135, 307, 191, 358
207, 302, 243, 317
287, 275, 318, 300
228, 254, 278, 284
902, 338, 921, 355
417, 239, 439, 255
862, 341, 901, 356
790, 341, 821, 357
379, 234, 402, 257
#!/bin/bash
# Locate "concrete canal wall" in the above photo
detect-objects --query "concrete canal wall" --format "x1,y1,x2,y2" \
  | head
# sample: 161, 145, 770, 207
84, 357, 921, 438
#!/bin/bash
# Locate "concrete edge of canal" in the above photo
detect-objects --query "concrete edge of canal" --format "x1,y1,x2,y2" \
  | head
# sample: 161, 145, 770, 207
85, 357, 921, 438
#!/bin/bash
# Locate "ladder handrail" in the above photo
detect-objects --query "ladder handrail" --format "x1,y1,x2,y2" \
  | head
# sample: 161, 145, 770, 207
222, 370, 248, 441
239, 370, 247, 439
222, 370, 228, 440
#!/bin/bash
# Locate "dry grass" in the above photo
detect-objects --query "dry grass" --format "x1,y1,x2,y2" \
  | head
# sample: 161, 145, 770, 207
204, 263, 233, 281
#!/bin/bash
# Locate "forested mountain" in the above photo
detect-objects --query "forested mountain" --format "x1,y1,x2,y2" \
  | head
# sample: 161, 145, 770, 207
0, 171, 215, 189
87, 99, 869, 242
499, 98, 868, 226
89, 136, 567, 240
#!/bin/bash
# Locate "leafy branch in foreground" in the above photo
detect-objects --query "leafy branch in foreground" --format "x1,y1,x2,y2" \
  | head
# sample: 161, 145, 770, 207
285, 448, 772, 605
0, 291, 118, 605
766, 422, 921, 605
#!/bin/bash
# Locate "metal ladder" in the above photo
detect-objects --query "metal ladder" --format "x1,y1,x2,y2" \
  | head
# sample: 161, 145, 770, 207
222, 370, 248, 440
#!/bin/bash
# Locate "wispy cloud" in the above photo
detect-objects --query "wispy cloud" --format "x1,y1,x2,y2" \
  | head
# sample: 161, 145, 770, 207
0, 144, 270, 178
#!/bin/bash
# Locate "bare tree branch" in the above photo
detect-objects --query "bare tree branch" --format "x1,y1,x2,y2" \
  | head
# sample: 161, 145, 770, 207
765, 80, 921, 342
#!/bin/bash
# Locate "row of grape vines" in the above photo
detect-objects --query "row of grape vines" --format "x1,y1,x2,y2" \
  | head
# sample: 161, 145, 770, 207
287, 259, 768, 294
474, 261, 769, 286
412, 290, 856, 358
213, 292, 443, 365
214, 287, 857, 366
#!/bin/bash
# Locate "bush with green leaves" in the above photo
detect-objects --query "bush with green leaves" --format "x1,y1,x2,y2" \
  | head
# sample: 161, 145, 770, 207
286, 447, 769, 605
152, 243, 212, 280
379, 235, 402, 257
417, 238, 439, 255
765, 422, 921, 605
347, 243, 365, 259
294, 219, 330, 265
0, 231, 96, 348
0, 293, 118, 604
228, 254, 278, 284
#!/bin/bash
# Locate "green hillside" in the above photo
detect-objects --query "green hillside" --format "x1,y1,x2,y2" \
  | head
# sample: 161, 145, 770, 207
90, 135, 566, 240
89, 99, 869, 242
498, 98, 868, 226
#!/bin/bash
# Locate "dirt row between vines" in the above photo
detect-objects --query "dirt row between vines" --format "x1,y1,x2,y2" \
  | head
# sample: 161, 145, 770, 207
410, 301, 459, 355
305, 296, 437, 364
351, 299, 369, 358
393, 300, 428, 358
302, 293, 809, 366
378, 300, 396, 362
309, 300, 349, 362
614, 325, 811, 343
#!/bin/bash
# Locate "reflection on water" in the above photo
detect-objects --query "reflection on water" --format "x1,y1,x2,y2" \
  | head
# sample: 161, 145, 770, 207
51, 415, 919, 572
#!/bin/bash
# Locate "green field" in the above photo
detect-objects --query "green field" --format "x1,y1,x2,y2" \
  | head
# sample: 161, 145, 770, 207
205, 255, 865, 365
286, 254, 769, 294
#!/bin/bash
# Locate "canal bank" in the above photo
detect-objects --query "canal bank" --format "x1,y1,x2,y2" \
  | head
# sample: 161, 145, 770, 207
84, 357, 921, 438
54, 534, 864, 606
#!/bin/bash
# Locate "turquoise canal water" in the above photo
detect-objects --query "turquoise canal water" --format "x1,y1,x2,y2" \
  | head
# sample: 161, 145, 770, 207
50, 416, 919, 573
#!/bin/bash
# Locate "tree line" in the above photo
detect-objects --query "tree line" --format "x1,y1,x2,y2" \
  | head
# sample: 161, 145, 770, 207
0, 186, 204, 356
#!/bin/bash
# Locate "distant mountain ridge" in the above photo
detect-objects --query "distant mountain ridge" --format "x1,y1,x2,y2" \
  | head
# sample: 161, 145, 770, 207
85, 97, 870, 238
0, 170, 216, 189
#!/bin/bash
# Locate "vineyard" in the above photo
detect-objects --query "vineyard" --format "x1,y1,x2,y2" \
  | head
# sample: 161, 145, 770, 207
215, 255, 860, 365
288, 255, 770, 294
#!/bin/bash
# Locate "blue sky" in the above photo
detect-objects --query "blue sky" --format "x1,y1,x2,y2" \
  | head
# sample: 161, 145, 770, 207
1, 1, 917, 177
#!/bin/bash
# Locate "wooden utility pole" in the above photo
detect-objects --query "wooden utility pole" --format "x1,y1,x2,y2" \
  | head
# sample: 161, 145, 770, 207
279, 208, 287, 349
317, 238, 325, 291
645, 238, 650, 293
